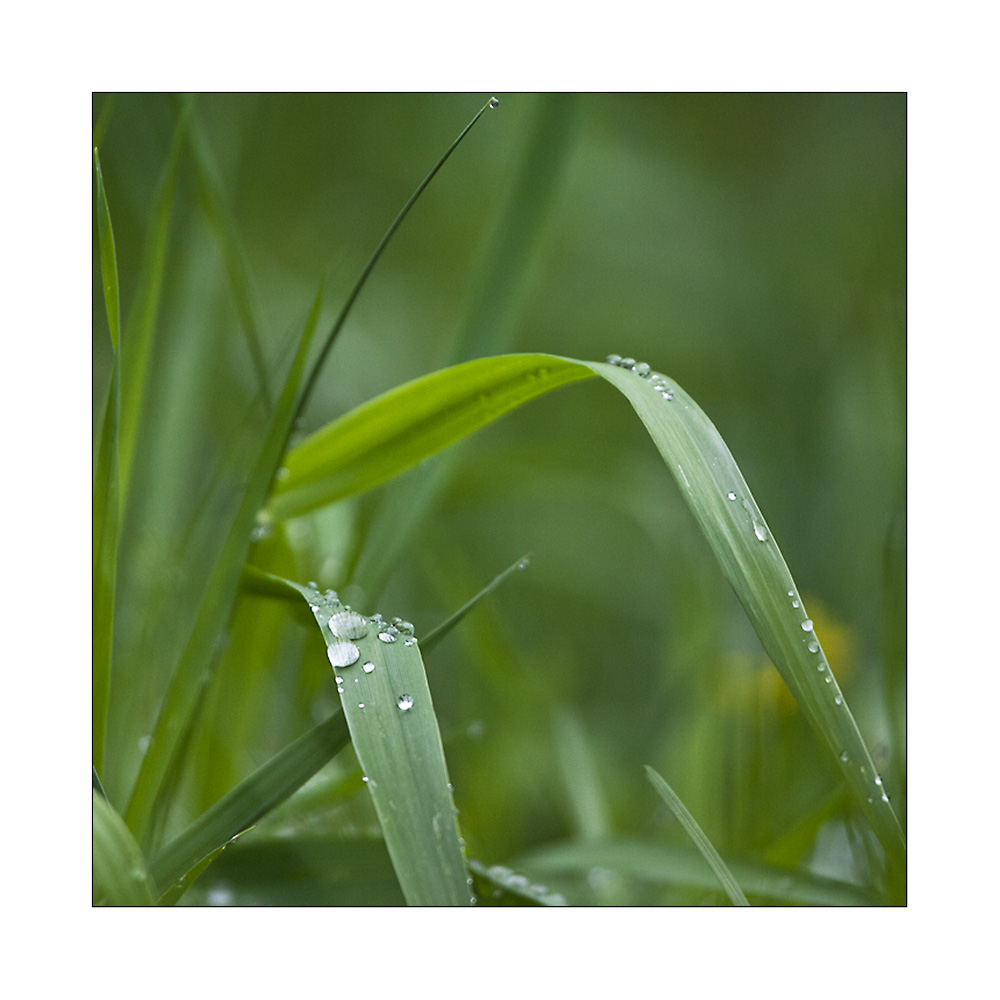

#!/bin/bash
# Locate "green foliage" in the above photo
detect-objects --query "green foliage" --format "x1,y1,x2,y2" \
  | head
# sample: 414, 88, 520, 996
93, 93, 905, 905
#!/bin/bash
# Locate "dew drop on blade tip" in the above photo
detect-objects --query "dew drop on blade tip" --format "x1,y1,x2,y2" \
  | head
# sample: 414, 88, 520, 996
489, 96, 499, 109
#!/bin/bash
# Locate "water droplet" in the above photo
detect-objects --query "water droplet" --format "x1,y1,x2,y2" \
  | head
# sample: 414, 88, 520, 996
606, 353, 622, 365
395, 620, 415, 636
808, 640, 819, 653
881, 792, 889, 802
824, 675, 832, 683
834, 695, 843, 705
334, 676, 343, 684
874, 776, 882, 786
659, 388, 675, 401
650, 375, 668, 387
307, 581, 319, 590
787, 590, 794, 597
488, 96, 499, 109
327, 641, 360, 668
397, 694, 414, 712
727, 492, 738, 501
362, 661, 375, 674
329, 610, 368, 640
792, 599, 800, 608
362, 775, 369, 782
817, 662, 826, 672
378, 630, 397, 643
275, 466, 290, 482
840, 751, 849, 762
753, 522, 768, 542
801, 619, 814, 632
358, 702, 365, 709
621, 357, 636, 369
404, 637, 417, 646
633, 361, 651, 377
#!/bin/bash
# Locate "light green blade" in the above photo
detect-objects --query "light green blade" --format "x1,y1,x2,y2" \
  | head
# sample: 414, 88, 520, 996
93, 790, 156, 906
266, 354, 594, 522
263, 352, 904, 862
92, 149, 120, 775
644, 765, 749, 906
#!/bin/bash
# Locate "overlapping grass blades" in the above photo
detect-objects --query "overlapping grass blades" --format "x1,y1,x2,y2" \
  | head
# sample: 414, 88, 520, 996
93, 791, 157, 905
267, 352, 905, 862
123, 285, 326, 845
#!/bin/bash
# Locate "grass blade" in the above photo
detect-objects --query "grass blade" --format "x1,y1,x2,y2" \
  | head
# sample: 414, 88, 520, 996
421, 553, 531, 655
644, 764, 749, 906
124, 283, 325, 845
92, 149, 121, 774
267, 354, 594, 521
264, 352, 905, 861
93, 790, 156, 905
148, 710, 349, 896
516, 838, 879, 906
303, 585, 471, 905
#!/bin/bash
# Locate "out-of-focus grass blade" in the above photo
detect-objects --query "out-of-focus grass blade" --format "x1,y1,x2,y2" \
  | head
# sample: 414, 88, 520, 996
183, 103, 271, 406
468, 859, 567, 906
93, 790, 156, 905
264, 352, 905, 863
124, 284, 325, 846
267, 354, 594, 522
148, 708, 349, 895
117, 96, 193, 494
516, 838, 878, 906
302, 585, 471, 905
93, 149, 120, 349
93, 149, 121, 775
421, 553, 531, 655
644, 765, 749, 906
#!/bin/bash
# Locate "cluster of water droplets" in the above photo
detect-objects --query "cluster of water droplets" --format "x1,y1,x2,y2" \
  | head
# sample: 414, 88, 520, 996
479, 864, 567, 906
726, 489, 769, 543
304, 585, 418, 713
606, 354, 674, 401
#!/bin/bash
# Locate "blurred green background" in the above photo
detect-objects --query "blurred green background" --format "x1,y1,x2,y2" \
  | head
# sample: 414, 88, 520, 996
93, 93, 905, 903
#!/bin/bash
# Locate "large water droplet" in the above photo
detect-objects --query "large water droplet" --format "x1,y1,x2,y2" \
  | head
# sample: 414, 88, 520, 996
327, 641, 360, 668
378, 630, 397, 643
606, 353, 622, 365
621, 357, 636, 369
489, 96, 499, 109
633, 361, 651, 378
397, 694, 414, 712
801, 619, 814, 632
329, 610, 368, 640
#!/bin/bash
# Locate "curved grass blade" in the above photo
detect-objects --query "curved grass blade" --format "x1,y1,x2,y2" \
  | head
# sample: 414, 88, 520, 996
304, 586, 471, 905
292, 95, 499, 430
516, 838, 878, 906
264, 352, 905, 862
267, 354, 594, 522
93, 149, 121, 774
93, 790, 156, 906
468, 859, 567, 906
147, 709, 349, 898
124, 283, 326, 845
644, 765, 749, 906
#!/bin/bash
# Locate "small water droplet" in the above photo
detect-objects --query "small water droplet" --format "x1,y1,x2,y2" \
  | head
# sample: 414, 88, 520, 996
817, 662, 826, 672
395, 620, 415, 635
358, 702, 365, 709
824, 675, 832, 683
362, 775, 369, 782
792, 599, 800, 608
404, 637, 417, 646
621, 357, 636, 369
881, 792, 889, 802
727, 492, 737, 501
787, 590, 794, 597
488, 96, 499, 109
327, 641, 360, 668
834, 695, 843, 705
329, 610, 368, 640
378, 630, 397, 643
753, 522, 768, 542
840, 751, 849, 762
307, 581, 319, 590
801, 619, 814, 632
874, 776, 882, 786
606, 354, 622, 365
808, 640, 819, 653
362, 661, 375, 673
397, 694, 414, 712
633, 361, 651, 377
